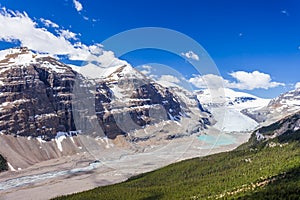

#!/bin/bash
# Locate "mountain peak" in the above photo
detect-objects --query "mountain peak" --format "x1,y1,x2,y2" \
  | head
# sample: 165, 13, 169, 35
0, 47, 34, 66
0, 47, 71, 74
106, 64, 147, 81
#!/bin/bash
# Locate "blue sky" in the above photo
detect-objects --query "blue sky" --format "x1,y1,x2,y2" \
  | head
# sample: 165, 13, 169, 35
0, 0, 299, 98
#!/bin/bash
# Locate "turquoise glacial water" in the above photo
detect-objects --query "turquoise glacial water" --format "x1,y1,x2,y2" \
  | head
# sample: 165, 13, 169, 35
198, 134, 236, 146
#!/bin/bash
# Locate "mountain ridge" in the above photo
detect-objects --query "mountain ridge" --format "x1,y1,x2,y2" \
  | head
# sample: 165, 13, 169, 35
243, 87, 300, 126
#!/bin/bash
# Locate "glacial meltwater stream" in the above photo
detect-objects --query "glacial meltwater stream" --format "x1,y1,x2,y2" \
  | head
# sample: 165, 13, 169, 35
0, 162, 101, 191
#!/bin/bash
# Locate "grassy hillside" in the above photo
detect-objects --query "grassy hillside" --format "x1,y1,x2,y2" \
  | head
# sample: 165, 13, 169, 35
54, 114, 300, 200
0, 154, 8, 172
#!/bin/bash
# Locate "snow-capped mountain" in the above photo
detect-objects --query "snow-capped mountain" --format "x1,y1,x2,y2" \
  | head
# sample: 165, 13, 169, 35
243, 88, 300, 125
196, 88, 270, 132
0, 47, 212, 170
92, 64, 212, 140
0, 47, 80, 139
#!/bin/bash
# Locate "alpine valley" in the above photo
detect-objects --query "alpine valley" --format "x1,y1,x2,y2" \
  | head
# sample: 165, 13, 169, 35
0, 47, 299, 200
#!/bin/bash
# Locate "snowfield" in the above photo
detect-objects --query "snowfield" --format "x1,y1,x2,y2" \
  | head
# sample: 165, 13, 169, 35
197, 88, 270, 132
211, 107, 259, 132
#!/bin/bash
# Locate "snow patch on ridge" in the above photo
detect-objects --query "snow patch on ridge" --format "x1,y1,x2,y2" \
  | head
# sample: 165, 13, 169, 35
55, 132, 67, 152
7, 162, 16, 172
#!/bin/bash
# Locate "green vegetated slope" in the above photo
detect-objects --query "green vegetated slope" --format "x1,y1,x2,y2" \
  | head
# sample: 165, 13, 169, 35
0, 154, 8, 172
54, 112, 300, 200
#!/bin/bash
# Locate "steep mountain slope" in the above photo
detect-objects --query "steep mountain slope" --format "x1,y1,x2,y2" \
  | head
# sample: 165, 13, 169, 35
240, 111, 300, 149
56, 112, 300, 200
197, 88, 270, 132
73, 63, 212, 141
0, 47, 91, 168
243, 88, 300, 125
0, 47, 80, 140
94, 65, 182, 139
0, 47, 211, 170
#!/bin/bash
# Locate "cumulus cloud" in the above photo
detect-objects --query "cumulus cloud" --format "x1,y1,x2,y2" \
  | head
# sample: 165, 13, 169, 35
295, 82, 300, 89
0, 7, 130, 70
73, 0, 83, 12
40, 18, 59, 28
59, 29, 78, 40
141, 65, 152, 71
189, 74, 227, 89
229, 71, 285, 90
0, 8, 73, 55
88, 44, 104, 55
189, 71, 285, 90
139, 65, 152, 75
0, 7, 126, 67
181, 50, 199, 61
159, 75, 180, 83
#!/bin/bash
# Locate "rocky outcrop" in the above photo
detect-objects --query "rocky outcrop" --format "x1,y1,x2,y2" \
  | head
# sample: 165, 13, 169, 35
243, 88, 300, 125
94, 65, 187, 139
0, 154, 7, 172
244, 111, 300, 149
258, 111, 300, 139
0, 47, 80, 140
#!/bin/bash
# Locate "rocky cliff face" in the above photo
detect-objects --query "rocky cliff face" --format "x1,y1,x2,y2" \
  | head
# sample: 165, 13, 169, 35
257, 111, 300, 140
0, 154, 7, 172
92, 65, 209, 140
243, 88, 300, 125
0, 47, 79, 140
244, 111, 300, 149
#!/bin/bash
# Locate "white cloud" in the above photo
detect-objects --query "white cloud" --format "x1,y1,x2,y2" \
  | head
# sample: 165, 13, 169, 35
229, 71, 284, 90
189, 71, 285, 90
159, 75, 180, 83
295, 82, 300, 89
73, 0, 83, 12
0, 8, 73, 55
189, 74, 227, 89
40, 18, 59, 28
141, 65, 152, 71
88, 44, 103, 55
59, 29, 77, 40
181, 50, 199, 61
139, 65, 152, 75
0, 7, 127, 68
